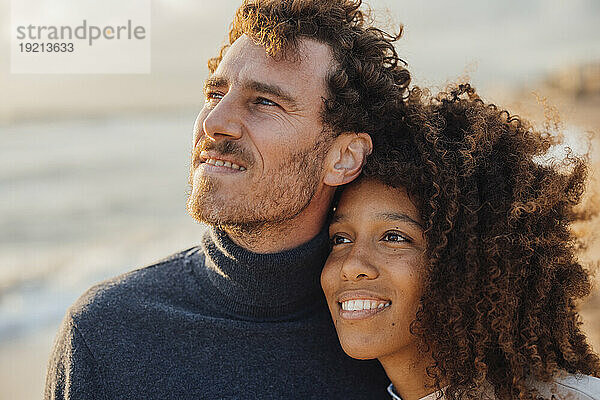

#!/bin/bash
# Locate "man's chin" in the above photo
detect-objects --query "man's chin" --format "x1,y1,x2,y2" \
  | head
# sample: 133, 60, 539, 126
186, 194, 247, 228
187, 178, 228, 224
186, 195, 222, 225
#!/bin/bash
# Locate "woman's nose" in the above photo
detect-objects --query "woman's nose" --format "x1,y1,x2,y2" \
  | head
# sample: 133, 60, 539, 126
340, 247, 379, 281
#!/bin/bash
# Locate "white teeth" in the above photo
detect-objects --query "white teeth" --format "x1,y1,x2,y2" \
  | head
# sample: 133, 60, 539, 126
204, 158, 245, 171
340, 299, 391, 311
347, 300, 354, 311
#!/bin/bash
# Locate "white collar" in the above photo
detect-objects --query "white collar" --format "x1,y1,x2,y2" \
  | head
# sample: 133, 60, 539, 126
387, 384, 402, 400
387, 384, 444, 400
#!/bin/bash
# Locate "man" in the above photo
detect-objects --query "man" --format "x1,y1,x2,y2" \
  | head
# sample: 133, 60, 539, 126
45, 0, 410, 398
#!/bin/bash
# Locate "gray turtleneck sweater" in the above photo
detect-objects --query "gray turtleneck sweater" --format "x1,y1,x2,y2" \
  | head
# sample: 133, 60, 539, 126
45, 228, 389, 399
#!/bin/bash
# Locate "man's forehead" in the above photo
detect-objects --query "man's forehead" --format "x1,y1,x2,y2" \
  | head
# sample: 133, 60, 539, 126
213, 34, 334, 91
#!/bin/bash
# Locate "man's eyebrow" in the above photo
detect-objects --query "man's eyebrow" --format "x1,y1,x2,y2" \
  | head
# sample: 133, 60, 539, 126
246, 80, 298, 107
203, 76, 229, 91
203, 76, 298, 107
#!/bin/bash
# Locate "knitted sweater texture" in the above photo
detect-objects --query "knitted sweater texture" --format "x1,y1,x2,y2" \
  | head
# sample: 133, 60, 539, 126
45, 227, 389, 399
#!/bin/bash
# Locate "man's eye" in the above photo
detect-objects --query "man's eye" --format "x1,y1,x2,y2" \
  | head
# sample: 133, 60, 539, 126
330, 234, 351, 246
381, 231, 409, 243
255, 97, 278, 106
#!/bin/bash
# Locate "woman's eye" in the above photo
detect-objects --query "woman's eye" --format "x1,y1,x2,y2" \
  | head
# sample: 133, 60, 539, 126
381, 231, 409, 243
255, 97, 278, 106
330, 234, 351, 246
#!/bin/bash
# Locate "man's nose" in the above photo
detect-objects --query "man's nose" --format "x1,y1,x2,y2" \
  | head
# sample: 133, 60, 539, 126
340, 246, 379, 281
201, 95, 243, 142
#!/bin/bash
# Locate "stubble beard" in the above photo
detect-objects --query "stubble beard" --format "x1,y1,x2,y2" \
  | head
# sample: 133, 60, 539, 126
186, 134, 333, 234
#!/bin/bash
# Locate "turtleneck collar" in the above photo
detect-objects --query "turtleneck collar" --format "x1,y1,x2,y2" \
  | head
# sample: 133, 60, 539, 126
195, 226, 331, 321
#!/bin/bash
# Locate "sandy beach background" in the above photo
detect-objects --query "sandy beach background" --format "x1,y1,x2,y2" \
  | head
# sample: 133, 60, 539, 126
1, 1, 599, 399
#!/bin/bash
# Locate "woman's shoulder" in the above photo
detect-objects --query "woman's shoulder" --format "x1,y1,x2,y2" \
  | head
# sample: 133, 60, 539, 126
532, 372, 600, 400
411, 373, 600, 400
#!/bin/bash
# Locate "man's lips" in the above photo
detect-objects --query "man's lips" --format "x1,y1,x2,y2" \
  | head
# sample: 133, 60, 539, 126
196, 152, 247, 171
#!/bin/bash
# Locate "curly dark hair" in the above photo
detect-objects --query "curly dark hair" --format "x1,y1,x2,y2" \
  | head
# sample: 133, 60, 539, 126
207, 0, 410, 136
362, 83, 600, 399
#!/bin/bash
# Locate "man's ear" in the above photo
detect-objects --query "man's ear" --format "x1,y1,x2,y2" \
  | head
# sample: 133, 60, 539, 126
323, 132, 372, 187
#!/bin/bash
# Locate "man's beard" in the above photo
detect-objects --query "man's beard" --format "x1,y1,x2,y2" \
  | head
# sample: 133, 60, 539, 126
186, 134, 333, 232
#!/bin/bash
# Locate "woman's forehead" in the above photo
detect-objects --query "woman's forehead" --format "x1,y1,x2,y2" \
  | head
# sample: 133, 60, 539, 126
334, 179, 420, 222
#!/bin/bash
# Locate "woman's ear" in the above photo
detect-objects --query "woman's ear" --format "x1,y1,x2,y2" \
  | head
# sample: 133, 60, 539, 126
323, 133, 372, 187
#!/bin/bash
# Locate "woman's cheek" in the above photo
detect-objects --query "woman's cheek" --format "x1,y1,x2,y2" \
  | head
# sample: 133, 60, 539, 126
320, 259, 337, 301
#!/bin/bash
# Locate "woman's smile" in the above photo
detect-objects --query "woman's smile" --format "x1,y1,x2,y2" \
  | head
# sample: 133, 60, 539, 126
336, 290, 392, 320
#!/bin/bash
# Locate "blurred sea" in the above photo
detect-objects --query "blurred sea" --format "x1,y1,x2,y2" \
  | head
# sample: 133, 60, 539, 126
0, 112, 205, 342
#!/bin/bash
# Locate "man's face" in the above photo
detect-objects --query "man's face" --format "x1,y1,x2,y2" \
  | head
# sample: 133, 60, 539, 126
188, 35, 336, 229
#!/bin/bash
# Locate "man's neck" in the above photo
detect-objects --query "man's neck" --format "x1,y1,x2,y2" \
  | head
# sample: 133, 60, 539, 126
223, 217, 325, 254
220, 186, 334, 253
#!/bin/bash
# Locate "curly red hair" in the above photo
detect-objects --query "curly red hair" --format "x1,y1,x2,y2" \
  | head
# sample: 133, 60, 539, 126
208, 0, 410, 136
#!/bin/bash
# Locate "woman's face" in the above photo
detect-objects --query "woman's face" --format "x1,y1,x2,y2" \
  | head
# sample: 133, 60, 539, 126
321, 179, 427, 360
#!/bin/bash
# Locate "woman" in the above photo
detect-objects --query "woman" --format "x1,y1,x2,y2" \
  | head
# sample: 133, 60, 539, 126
321, 84, 600, 399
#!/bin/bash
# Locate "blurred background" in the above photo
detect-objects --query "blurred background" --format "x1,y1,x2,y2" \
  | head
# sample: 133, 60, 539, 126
1, 0, 599, 398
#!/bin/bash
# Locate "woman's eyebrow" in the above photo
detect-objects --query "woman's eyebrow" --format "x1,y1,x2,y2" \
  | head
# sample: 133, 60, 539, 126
330, 212, 423, 229
330, 214, 347, 224
378, 212, 423, 229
